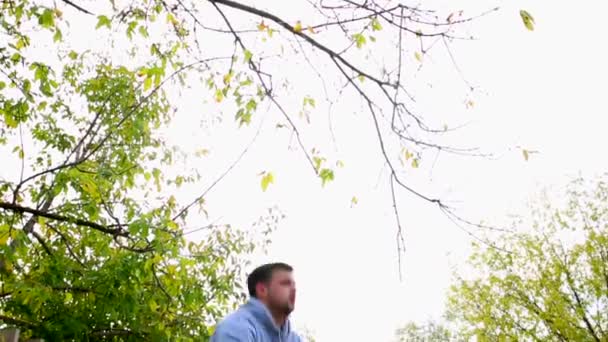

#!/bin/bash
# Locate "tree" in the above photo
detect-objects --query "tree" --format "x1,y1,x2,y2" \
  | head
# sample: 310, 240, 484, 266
447, 176, 608, 341
0, 0, 522, 340
395, 320, 462, 342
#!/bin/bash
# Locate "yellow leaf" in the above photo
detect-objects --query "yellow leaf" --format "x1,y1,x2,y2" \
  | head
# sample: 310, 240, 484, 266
404, 149, 413, 161
307, 25, 315, 34
215, 89, 224, 103
294, 21, 302, 33
351, 196, 358, 206
261, 172, 274, 192
257, 21, 267, 31
411, 159, 420, 168
195, 148, 210, 157
223, 72, 232, 85
522, 149, 529, 161
414, 51, 422, 62
520, 10, 535, 31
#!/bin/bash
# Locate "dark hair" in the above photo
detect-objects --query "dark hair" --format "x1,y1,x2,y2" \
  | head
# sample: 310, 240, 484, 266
247, 262, 293, 298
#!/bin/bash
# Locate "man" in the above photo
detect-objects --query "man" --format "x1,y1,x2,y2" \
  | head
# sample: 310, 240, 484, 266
211, 262, 302, 342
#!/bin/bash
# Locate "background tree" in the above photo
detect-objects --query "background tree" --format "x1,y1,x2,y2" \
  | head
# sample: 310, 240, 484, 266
447, 175, 608, 341
0, 0, 529, 340
394, 320, 461, 342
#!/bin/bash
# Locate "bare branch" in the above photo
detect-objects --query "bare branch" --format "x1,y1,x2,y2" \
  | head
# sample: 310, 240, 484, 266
60, 0, 94, 15
0, 201, 128, 236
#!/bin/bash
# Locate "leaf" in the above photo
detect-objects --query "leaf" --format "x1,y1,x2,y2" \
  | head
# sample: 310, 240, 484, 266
244, 50, 253, 63
411, 159, 420, 168
371, 17, 382, 31
294, 21, 302, 33
149, 299, 159, 311
403, 149, 413, 161
520, 10, 535, 31
303, 96, 315, 108
313, 156, 325, 171
53, 28, 62, 42
96, 15, 112, 30
261, 172, 274, 192
215, 89, 225, 103
415, 51, 423, 62
351, 196, 358, 206
319, 168, 334, 186
522, 149, 529, 161
144, 77, 152, 91
352, 33, 366, 48
223, 71, 233, 85
38, 9, 55, 29
307, 26, 316, 34
257, 20, 267, 31
68, 51, 78, 60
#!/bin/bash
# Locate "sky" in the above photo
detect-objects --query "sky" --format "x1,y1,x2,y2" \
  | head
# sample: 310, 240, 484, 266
3, 0, 608, 341
175, 1, 608, 341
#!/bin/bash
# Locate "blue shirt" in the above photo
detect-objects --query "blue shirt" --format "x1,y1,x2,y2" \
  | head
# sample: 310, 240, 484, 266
211, 298, 302, 342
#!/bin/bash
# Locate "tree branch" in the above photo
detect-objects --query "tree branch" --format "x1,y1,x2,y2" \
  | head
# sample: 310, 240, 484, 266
0, 201, 128, 236
60, 0, 94, 15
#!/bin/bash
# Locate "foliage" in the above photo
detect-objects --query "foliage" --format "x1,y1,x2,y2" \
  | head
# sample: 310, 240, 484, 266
395, 320, 462, 342
448, 176, 608, 341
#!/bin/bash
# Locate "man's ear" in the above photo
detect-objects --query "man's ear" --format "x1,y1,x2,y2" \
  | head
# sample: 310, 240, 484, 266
255, 282, 267, 298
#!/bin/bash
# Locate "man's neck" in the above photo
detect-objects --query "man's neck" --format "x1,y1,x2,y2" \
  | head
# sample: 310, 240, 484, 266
269, 309, 287, 328
257, 299, 287, 327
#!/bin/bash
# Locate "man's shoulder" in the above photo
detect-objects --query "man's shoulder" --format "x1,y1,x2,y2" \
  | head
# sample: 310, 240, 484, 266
213, 307, 257, 337
218, 307, 255, 328
287, 332, 303, 342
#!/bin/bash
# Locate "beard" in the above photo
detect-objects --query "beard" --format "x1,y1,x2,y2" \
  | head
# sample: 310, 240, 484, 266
269, 297, 294, 315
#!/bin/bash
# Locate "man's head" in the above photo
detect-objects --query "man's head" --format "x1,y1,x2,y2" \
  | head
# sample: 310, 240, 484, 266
247, 262, 296, 315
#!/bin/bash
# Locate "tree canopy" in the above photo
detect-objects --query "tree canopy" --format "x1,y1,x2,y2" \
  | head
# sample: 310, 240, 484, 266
448, 176, 608, 341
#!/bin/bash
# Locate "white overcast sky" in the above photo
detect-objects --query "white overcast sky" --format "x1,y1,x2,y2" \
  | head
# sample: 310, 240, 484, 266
178, 0, 608, 341
3, 0, 608, 341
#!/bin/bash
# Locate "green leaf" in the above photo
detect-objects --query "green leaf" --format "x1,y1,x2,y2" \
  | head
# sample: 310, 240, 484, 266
38, 9, 55, 29
303, 96, 315, 108
319, 168, 334, 186
68, 51, 78, 60
96, 15, 112, 30
352, 33, 366, 49
261, 172, 274, 192
53, 28, 62, 42
144, 77, 152, 91
371, 17, 382, 31
244, 50, 253, 63
520, 10, 535, 31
